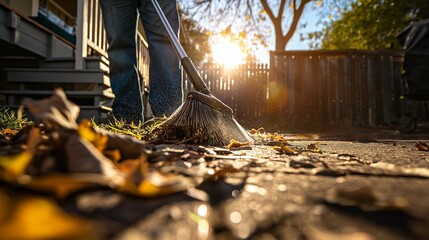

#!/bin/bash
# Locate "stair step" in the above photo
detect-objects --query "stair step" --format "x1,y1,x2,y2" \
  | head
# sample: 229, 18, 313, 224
40, 56, 109, 71
6, 68, 110, 87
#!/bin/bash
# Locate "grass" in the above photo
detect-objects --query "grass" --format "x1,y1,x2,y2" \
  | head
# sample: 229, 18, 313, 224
0, 107, 166, 141
0, 107, 33, 130
91, 116, 167, 141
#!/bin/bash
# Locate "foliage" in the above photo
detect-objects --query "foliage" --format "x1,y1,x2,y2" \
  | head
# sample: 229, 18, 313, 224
0, 107, 33, 130
179, 0, 317, 52
180, 9, 211, 64
310, 0, 429, 50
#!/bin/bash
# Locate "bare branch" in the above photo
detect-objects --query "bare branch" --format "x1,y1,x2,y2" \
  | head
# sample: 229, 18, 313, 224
261, 0, 276, 23
278, 0, 287, 19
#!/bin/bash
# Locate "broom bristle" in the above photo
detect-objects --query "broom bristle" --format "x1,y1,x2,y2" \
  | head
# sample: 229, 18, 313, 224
155, 97, 252, 146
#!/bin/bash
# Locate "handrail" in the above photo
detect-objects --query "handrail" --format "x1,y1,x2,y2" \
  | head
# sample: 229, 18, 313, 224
76, 0, 107, 69
75, 0, 149, 83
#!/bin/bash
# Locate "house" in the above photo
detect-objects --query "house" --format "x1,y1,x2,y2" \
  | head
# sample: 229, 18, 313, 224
0, 0, 149, 122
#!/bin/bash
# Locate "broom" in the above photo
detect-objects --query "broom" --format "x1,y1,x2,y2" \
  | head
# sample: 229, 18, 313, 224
150, 0, 252, 146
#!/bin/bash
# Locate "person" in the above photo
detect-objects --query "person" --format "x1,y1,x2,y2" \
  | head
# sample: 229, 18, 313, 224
100, 0, 183, 123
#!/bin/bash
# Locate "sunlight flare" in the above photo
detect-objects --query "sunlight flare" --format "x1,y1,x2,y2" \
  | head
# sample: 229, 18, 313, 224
210, 36, 246, 68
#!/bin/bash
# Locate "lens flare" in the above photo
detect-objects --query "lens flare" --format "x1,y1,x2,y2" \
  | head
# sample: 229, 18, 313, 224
211, 36, 246, 68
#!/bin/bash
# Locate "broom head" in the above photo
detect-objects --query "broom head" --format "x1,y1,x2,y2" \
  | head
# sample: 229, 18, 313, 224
154, 91, 253, 146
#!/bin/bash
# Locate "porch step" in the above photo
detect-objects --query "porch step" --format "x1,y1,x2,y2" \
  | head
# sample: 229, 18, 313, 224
40, 56, 109, 71
6, 68, 110, 87
1, 68, 114, 122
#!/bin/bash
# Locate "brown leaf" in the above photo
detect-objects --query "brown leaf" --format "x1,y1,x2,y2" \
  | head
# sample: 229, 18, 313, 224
415, 142, 429, 151
20, 88, 79, 130
1, 128, 16, 136
64, 134, 124, 186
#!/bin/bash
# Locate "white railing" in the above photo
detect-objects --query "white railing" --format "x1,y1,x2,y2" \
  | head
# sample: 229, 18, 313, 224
75, 0, 149, 84
75, 0, 106, 69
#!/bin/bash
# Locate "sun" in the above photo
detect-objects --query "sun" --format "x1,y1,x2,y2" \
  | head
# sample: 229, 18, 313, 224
210, 36, 246, 68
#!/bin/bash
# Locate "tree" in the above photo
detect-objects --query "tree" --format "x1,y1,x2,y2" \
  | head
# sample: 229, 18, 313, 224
179, 10, 211, 64
179, 0, 317, 52
311, 0, 429, 50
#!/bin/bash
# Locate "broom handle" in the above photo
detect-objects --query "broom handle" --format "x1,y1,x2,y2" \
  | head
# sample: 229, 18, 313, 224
151, 0, 211, 95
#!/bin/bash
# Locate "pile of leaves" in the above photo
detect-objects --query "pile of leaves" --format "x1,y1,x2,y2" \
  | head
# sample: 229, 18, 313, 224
0, 89, 253, 239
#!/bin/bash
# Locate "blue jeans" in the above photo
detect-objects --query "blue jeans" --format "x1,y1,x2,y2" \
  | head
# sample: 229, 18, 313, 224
100, 0, 182, 123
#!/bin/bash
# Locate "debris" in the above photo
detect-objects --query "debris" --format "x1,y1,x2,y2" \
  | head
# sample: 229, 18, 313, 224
273, 143, 298, 155
415, 142, 429, 151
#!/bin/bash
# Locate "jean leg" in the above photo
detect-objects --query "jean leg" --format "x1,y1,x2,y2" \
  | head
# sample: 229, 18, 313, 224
138, 0, 182, 117
100, 0, 143, 123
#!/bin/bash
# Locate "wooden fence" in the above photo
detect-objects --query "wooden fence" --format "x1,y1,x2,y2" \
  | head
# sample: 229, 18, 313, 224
183, 50, 405, 131
269, 50, 404, 130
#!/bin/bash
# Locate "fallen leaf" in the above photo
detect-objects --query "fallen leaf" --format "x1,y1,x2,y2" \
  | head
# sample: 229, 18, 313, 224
64, 134, 124, 187
1, 128, 16, 136
226, 139, 250, 149
274, 143, 297, 155
0, 194, 94, 239
415, 142, 429, 151
104, 149, 122, 162
0, 127, 40, 180
20, 88, 79, 130
307, 143, 322, 153
78, 119, 108, 152
120, 154, 192, 197
117, 159, 140, 175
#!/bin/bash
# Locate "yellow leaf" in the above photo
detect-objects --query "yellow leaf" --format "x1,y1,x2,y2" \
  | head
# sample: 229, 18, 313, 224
0, 151, 33, 179
307, 143, 322, 153
317, 0, 322, 6
226, 139, 250, 149
274, 143, 296, 155
249, 128, 258, 134
104, 149, 121, 162
273, 134, 285, 142
0, 196, 94, 239
119, 154, 190, 197
0, 128, 40, 179
78, 119, 108, 152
